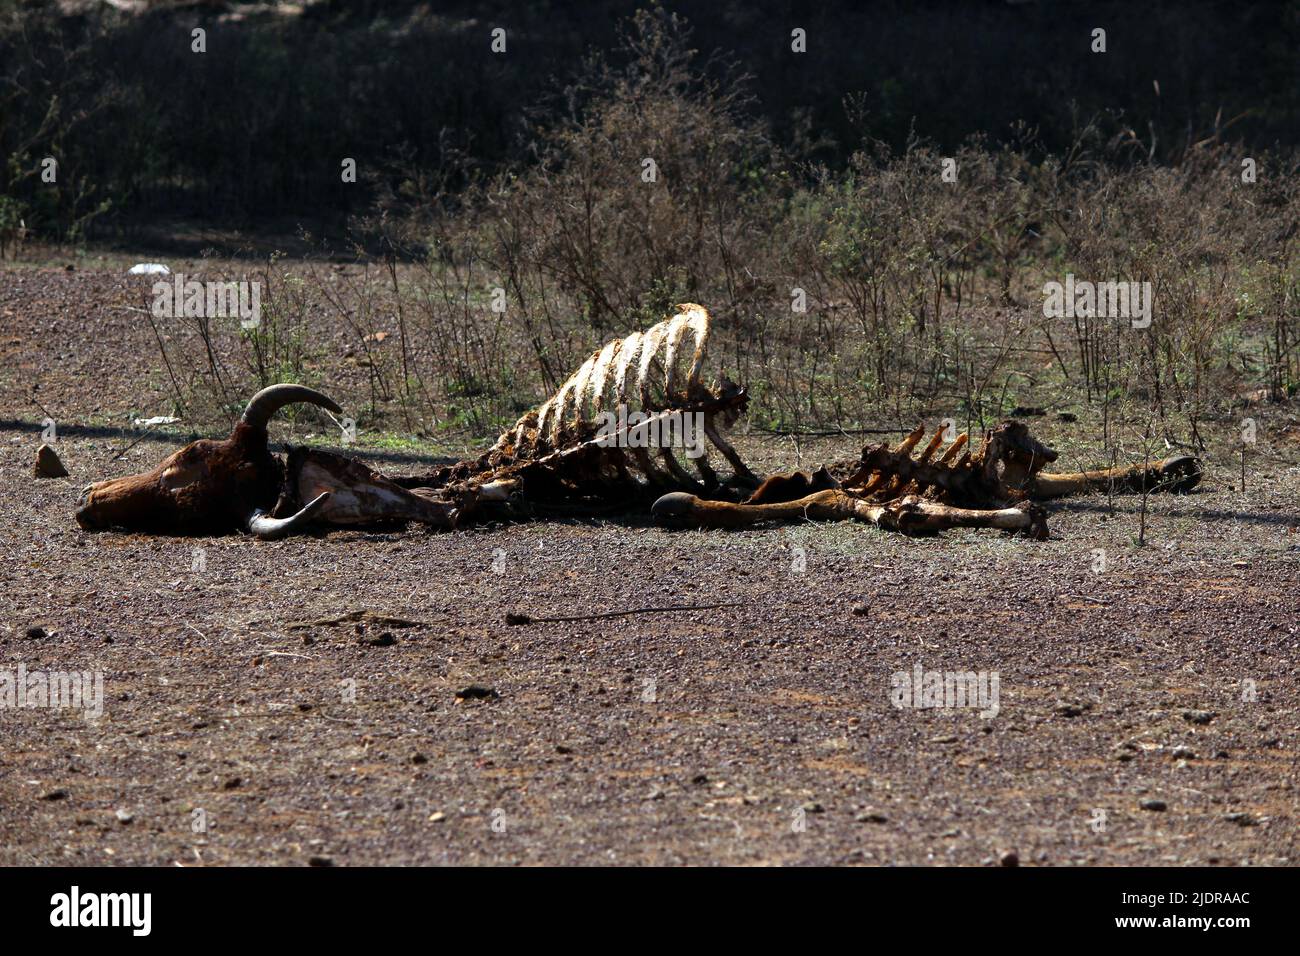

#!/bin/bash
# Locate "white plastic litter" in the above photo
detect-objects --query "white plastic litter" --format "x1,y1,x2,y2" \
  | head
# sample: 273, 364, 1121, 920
127, 263, 170, 275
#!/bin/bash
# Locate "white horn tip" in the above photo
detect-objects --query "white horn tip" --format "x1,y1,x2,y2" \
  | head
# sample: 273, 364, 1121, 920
247, 491, 332, 540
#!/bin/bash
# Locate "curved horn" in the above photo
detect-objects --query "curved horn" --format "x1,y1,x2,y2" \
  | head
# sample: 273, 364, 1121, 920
240, 384, 342, 432
246, 492, 331, 540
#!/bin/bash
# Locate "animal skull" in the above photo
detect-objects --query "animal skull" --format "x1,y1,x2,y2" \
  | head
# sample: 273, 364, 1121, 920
76, 384, 341, 538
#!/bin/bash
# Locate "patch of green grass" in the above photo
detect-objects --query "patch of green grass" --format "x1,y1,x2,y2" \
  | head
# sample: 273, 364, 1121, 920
351, 429, 470, 459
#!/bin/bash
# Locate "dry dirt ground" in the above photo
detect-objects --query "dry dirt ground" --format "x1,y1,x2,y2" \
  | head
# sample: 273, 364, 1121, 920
1, 264, 1298, 866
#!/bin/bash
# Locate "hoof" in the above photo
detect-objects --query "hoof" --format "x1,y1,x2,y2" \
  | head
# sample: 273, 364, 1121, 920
652, 492, 698, 522
1157, 454, 1203, 493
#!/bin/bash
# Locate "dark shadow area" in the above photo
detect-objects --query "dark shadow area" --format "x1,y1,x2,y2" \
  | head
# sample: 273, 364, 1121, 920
5, 0, 1297, 241
0, 418, 461, 468
1048, 496, 1299, 529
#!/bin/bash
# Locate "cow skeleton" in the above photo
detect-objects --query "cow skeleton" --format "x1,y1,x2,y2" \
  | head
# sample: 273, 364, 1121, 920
76, 304, 1201, 539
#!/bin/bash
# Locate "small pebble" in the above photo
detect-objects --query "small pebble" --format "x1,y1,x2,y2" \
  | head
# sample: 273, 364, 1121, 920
34, 444, 68, 478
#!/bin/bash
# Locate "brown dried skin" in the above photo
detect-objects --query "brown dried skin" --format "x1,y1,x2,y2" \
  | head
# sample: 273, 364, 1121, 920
76, 423, 283, 535
281, 448, 459, 529
745, 467, 839, 504
75, 385, 342, 537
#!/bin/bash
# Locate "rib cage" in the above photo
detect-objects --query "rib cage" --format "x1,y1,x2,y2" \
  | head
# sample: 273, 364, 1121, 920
487, 303, 753, 493
516, 303, 709, 449
387, 304, 755, 517
830, 419, 1056, 509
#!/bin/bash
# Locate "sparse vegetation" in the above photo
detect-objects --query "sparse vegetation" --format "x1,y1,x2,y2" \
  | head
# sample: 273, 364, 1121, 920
110, 9, 1300, 459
